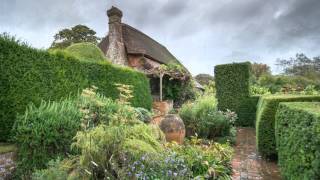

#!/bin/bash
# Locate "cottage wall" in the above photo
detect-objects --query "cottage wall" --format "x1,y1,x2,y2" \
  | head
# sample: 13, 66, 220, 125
127, 54, 161, 72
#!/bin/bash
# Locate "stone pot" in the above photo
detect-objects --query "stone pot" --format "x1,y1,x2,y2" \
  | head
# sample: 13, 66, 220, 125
160, 114, 185, 144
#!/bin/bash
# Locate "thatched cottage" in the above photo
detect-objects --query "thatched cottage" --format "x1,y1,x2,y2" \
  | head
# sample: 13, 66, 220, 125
98, 6, 202, 101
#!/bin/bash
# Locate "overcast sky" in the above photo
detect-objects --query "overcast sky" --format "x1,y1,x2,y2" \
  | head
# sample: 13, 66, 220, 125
1, 0, 320, 75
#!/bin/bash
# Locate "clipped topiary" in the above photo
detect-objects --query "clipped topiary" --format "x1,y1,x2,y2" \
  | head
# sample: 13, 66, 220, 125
214, 62, 259, 126
256, 95, 320, 158
65, 42, 106, 62
275, 102, 320, 179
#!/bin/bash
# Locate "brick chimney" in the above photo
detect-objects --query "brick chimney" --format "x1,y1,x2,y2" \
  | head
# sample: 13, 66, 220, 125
106, 6, 127, 65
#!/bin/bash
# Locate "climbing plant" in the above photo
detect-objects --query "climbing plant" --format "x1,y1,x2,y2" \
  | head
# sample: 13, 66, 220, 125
150, 63, 195, 105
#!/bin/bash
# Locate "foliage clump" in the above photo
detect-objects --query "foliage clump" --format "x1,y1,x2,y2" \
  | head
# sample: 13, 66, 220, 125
179, 95, 237, 143
194, 73, 215, 86
50, 24, 100, 49
13, 99, 82, 177
152, 63, 197, 106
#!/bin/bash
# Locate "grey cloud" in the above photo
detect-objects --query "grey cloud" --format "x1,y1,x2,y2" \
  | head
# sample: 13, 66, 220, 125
1, 0, 320, 75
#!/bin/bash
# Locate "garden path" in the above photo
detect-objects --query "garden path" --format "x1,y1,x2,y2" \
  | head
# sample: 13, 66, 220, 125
231, 128, 281, 180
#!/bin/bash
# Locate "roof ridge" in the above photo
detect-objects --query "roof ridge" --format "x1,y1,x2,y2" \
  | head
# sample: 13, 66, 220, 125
121, 23, 173, 54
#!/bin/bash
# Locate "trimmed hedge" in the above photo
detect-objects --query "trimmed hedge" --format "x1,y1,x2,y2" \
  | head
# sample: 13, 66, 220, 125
64, 42, 106, 62
256, 95, 320, 158
0, 35, 152, 141
275, 102, 320, 180
214, 62, 258, 126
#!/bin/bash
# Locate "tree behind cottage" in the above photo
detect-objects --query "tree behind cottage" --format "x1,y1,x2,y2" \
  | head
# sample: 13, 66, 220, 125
50, 24, 100, 49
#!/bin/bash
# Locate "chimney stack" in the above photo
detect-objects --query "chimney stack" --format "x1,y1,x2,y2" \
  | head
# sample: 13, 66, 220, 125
106, 6, 127, 65
107, 6, 123, 23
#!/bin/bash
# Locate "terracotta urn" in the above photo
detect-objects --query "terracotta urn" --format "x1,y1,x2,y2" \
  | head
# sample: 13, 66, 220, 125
160, 114, 185, 144
152, 100, 173, 115
150, 115, 163, 125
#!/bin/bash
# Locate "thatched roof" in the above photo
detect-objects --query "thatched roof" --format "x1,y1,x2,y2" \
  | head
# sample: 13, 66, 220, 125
99, 23, 181, 65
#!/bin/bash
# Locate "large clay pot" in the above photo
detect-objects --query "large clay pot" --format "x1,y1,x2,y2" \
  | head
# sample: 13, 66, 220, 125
160, 114, 185, 144
153, 100, 173, 115
150, 115, 163, 125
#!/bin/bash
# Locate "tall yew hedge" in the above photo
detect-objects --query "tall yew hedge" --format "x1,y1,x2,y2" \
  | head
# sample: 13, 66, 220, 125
214, 62, 258, 126
256, 95, 320, 158
0, 35, 152, 141
276, 102, 320, 179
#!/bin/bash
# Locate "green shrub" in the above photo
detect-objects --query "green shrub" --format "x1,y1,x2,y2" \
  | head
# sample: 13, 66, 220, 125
250, 84, 271, 95
0, 34, 152, 141
258, 74, 320, 94
64, 42, 106, 62
167, 137, 233, 179
256, 95, 320, 158
13, 99, 82, 177
214, 62, 258, 126
163, 77, 197, 107
179, 95, 236, 141
275, 102, 320, 180
32, 159, 68, 180
72, 123, 165, 179
301, 85, 320, 95
124, 137, 233, 179
134, 107, 153, 123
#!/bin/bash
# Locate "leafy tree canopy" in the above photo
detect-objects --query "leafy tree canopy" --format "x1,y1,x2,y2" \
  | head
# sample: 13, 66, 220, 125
276, 53, 320, 79
50, 24, 100, 49
251, 63, 271, 79
194, 74, 214, 86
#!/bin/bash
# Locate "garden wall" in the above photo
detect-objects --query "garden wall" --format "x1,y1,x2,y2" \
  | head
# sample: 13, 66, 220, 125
214, 62, 258, 126
0, 35, 152, 141
275, 102, 320, 180
256, 95, 320, 158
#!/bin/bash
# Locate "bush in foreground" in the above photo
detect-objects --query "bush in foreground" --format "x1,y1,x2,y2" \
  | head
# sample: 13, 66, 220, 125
13, 99, 82, 177
256, 95, 320, 158
13, 86, 152, 178
275, 102, 320, 180
30, 90, 233, 179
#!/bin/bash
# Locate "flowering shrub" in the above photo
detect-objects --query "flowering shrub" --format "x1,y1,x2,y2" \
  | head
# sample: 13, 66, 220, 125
125, 152, 192, 179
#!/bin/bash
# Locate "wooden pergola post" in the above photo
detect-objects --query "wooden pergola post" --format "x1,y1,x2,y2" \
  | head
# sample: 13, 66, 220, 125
159, 73, 164, 102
